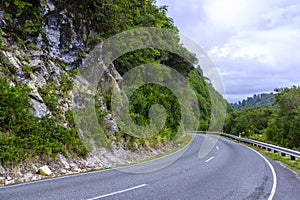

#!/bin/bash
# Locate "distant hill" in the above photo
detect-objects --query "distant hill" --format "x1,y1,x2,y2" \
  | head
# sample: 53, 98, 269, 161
231, 93, 275, 110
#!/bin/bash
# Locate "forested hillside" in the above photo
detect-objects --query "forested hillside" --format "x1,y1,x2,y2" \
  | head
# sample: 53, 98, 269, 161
224, 86, 300, 150
0, 0, 229, 170
231, 93, 275, 110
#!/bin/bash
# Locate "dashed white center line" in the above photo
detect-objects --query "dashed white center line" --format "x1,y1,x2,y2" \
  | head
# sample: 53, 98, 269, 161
204, 156, 215, 163
216, 146, 219, 150
86, 184, 147, 200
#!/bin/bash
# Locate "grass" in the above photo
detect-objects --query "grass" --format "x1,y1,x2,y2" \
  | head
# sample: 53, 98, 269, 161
263, 151, 300, 175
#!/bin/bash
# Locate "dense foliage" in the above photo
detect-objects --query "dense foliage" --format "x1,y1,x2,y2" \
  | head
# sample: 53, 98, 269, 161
225, 86, 300, 150
224, 107, 273, 136
3, 0, 43, 38
53, 0, 174, 38
231, 93, 275, 110
264, 87, 300, 149
0, 77, 88, 164
188, 69, 212, 130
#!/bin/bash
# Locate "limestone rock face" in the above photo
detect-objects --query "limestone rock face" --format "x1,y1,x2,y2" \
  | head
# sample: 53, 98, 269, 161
58, 153, 70, 170
0, 164, 5, 175
0, 0, 122, 132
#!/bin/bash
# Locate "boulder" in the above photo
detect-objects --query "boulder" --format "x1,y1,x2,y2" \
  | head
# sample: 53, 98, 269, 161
5, 179, 15, 186
37, 165, 52, 176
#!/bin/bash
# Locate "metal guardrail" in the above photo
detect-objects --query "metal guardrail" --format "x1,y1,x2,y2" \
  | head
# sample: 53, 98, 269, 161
186, 131, 300, 160
220, 133, 300, 160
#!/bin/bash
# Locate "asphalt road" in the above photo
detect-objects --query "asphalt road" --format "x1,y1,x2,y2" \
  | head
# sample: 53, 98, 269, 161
0, 134, 299, 200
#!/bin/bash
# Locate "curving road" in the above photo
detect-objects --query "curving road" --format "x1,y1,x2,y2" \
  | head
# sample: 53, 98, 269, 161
0, 134, 299, 200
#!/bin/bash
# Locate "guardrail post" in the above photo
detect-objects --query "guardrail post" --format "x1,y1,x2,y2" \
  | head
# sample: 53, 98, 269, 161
290, 156, 296, 161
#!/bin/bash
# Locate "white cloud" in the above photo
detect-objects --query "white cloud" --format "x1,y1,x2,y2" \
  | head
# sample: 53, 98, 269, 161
156, 0, 300, 102
209, 28, 300, 67
261, 3, 300, 29
203, 0, 270, 29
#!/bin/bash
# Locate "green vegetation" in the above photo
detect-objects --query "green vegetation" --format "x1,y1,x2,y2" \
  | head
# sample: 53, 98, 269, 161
129, 83, 181, 137
3, 0, 43, 38
264, 87, 300, 149
0, 53, 13, 77
38, 82, 59, 115
224, 107, 273, 137
225, 86, 300, 150
0, 77, 88, 165
231, 93, 275, 110
265, 152, 300, 172
244, 142, 300, 175
55, 0, 174, 40
188, 70, 211, 130
22, 65, 32, 77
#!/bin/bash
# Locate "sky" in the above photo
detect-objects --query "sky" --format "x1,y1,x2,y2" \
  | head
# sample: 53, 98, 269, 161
156, 0, 300, 103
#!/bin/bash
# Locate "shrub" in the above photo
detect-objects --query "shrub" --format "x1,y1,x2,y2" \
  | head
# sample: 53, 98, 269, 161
0, 77, 88, 164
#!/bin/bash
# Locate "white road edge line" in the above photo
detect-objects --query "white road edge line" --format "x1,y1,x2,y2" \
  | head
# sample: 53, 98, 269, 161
246, 147, 277, 200
205, 156, 215, 163
86, 184, 147, 200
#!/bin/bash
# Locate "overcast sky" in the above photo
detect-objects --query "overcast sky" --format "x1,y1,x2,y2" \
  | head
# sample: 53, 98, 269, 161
156, 0, 300, 103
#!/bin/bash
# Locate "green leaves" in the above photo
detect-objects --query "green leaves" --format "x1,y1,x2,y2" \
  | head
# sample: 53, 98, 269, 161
225, 86, 300, 150
265, 86, 300, 149
0, 77, 88, 164
224, 107, 274, 137
129, 83, 181, 137
0, 78, 31, 129
38, 83, 59, 115
4, 0, 43, 37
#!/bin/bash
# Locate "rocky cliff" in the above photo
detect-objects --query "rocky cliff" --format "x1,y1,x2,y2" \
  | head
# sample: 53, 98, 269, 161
0, 0, 185, 185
